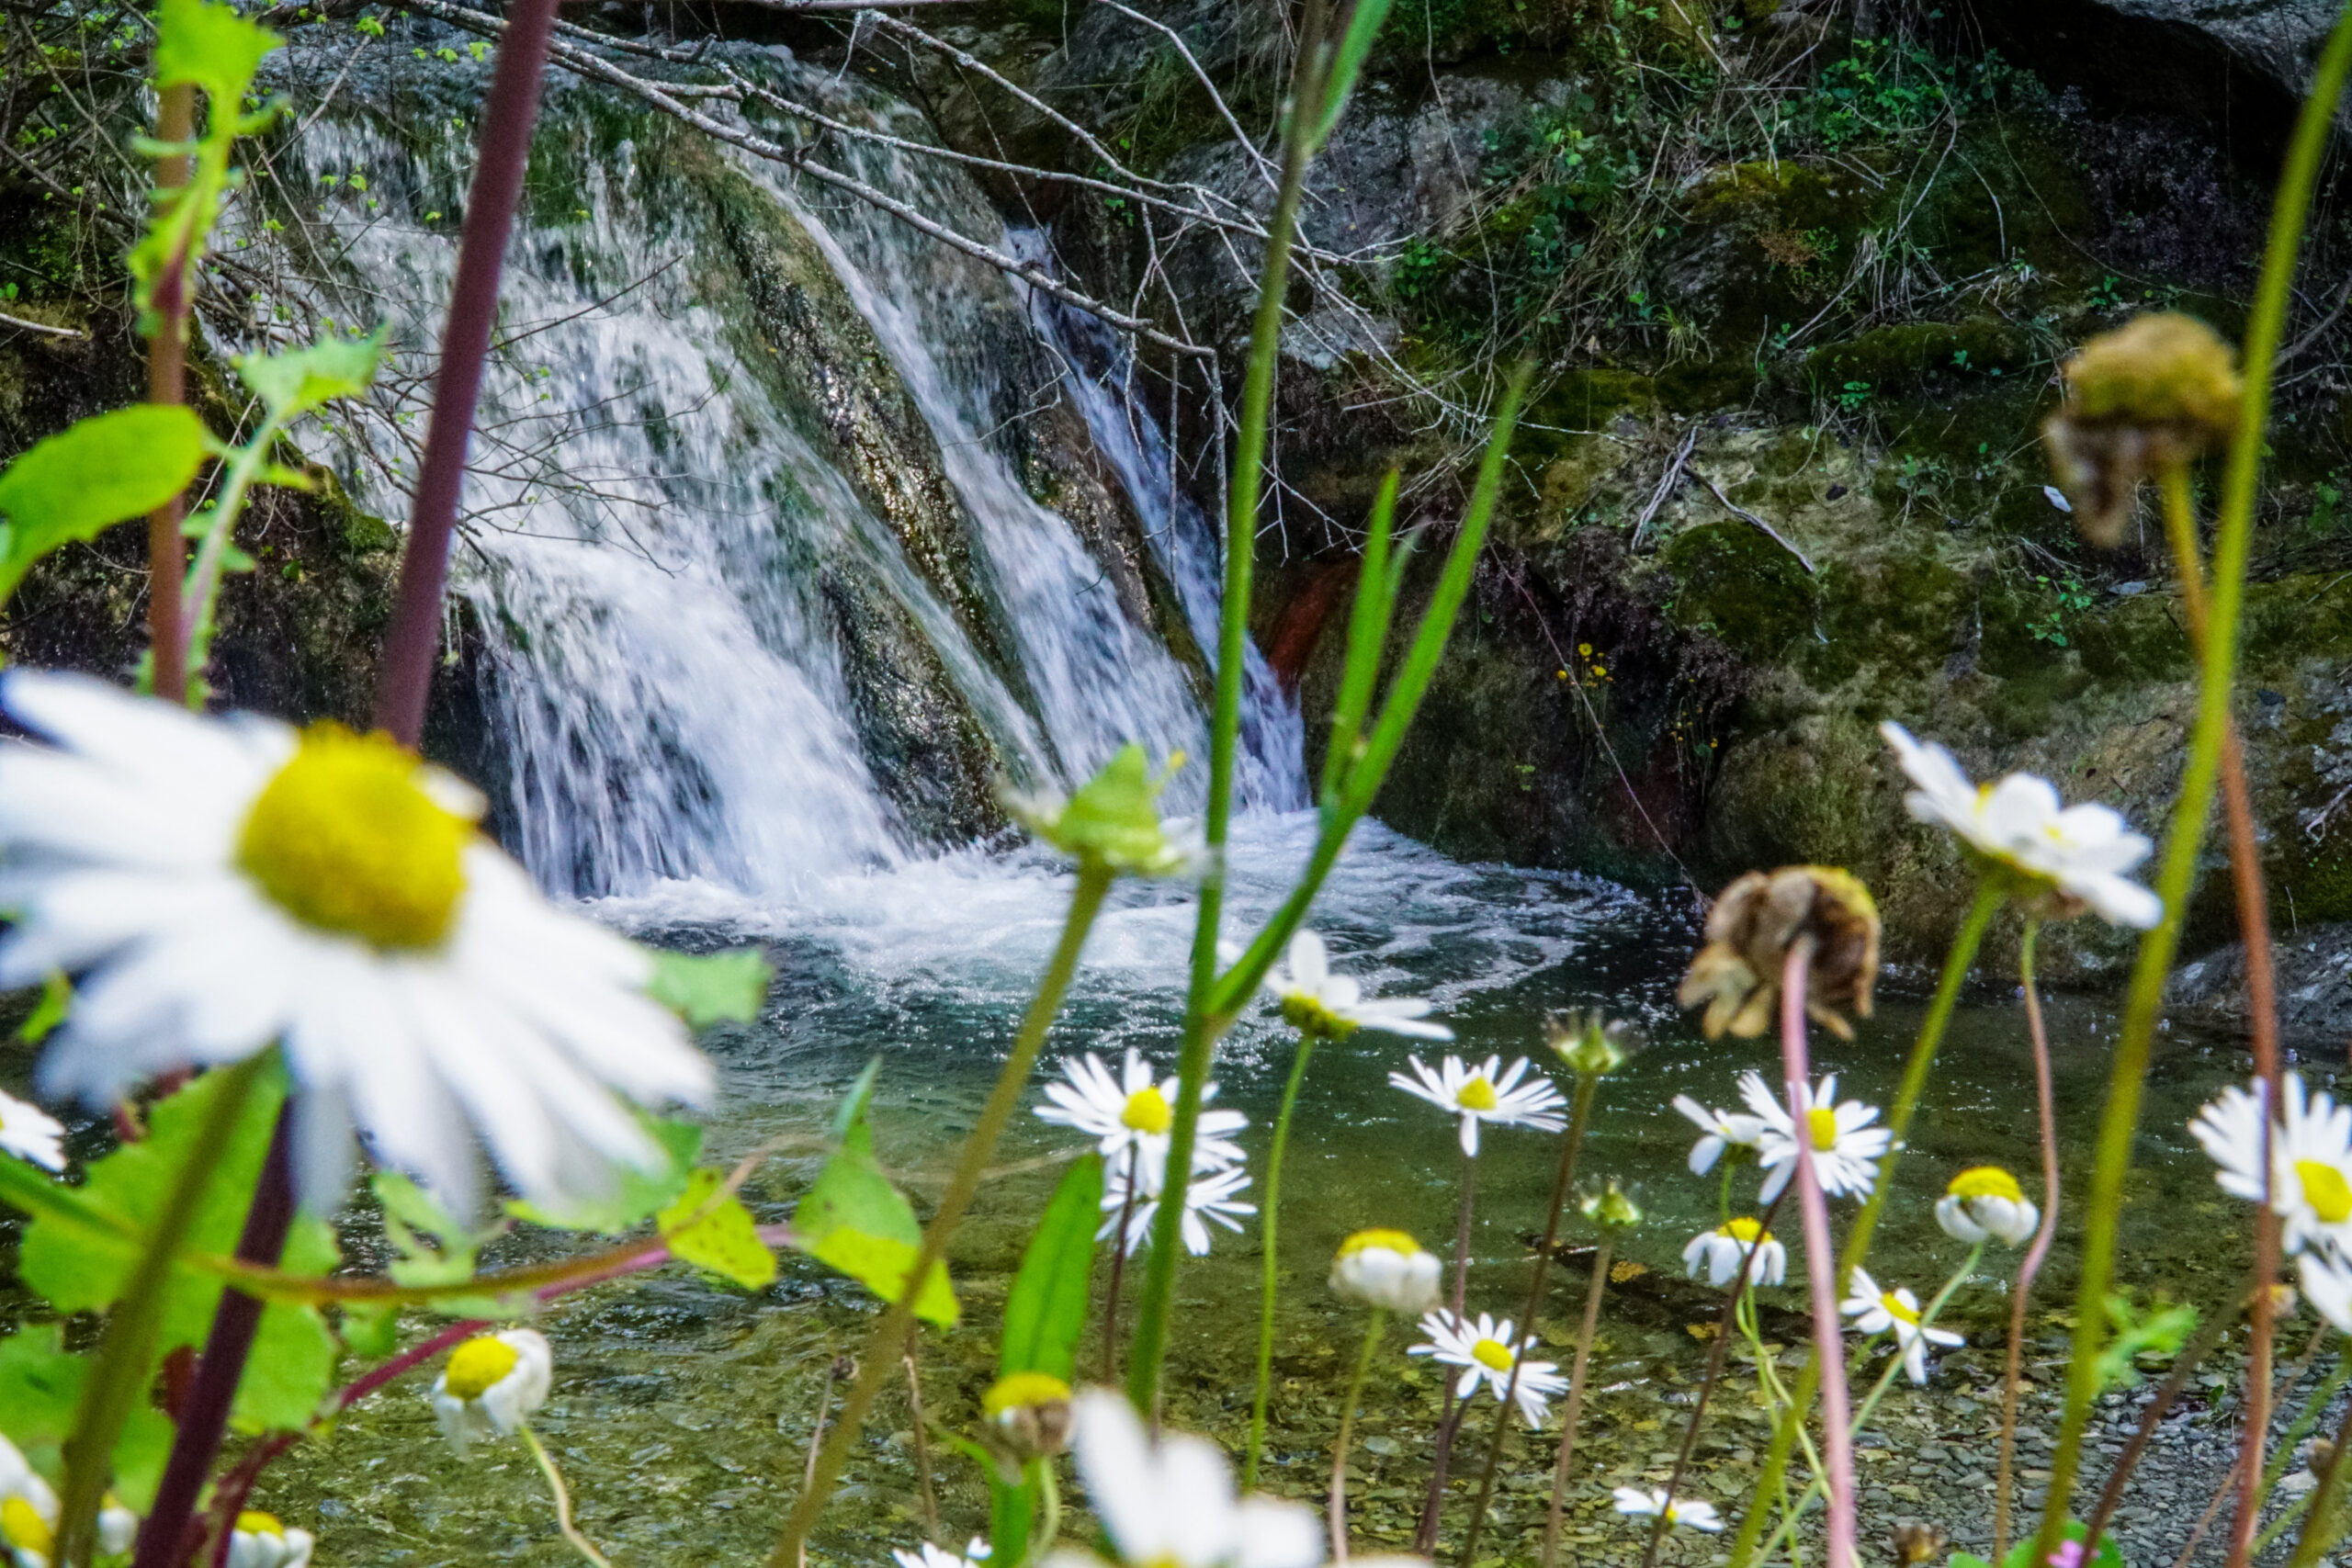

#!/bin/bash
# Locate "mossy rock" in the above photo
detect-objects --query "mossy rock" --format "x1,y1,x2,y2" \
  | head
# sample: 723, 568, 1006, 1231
1800, 550, 1970, 688
1663, 163, 1872, 343
1661, 520, 1818, 658
1804, 320, 2032, 398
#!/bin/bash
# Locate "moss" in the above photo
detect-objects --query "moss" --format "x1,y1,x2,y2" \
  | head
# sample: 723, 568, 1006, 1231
1657, 359, 1754, 414
1660, 521, 1818, 658
1801, 550, 1970, 688
1804, 320, 2031, 397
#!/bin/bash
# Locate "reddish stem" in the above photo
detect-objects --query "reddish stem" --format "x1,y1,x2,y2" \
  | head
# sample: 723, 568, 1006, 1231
144, 81, 192, 707
1781, 937, 1855, 1568
1995, 925, 2064, 1560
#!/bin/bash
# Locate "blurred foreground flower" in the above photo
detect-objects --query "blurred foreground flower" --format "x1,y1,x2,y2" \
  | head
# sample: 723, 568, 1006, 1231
2191, 1072, 2352, 1258
0, 1089, 64, 1172
1881, 724, 2160, 929
2043, 312, 2240, 546
1671, 1093, 1765, 1176
0, 673, 713, 1211
1409, 1311, 1566, 1427
1049, 1389, 1323, 1568
224, 1512, 314, 1568
895, 1541, 989, 1568
1936, 1167, 2041, 1247
1388, 1054, 1566, 1156
1611, 1489, 1723, 1532
1679, 867, 1879, 1040
1841, 1268, 1962, 1384
1683, 1217, 1785, 1288
0, 1434, 134, 1568
1742, 1070, 1889, 1203
982, 1371, 1073, 1463
431, 1328, 552, 1456
1259, 930, 1451, 1040
1329, 1228, 1442, 1314
1036, 1048, 1246, 1179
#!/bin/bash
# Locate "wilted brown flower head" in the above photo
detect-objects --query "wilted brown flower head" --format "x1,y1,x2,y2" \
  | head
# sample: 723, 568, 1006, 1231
1677, 866, 1881, 1041
2044, 313, 2242, 547
980, 1371, 1072, 1470
1893, 1522, 1948, 1566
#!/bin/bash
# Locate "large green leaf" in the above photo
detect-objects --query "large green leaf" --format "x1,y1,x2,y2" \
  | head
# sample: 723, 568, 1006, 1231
235, 332, 382, 423
0, 406, 209, 599
153, 0, 281, 103
658, 1168, 776, 1290
790, 1066, 956, 1326
0, 1326, 176, 1508
16, 1066, 342, 1436
999, 1154, 1101, 1382
646, 947, 771, 1027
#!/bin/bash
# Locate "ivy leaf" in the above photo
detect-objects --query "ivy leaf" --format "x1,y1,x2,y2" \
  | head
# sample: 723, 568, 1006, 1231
153, 0, 282, 104
235, 331, 383, 422
790, 1063, 956, 1327
505, 1115, 699, 1235
657, 1168, 776, 1291
0, 406, 209, 600
999, 1154, 1101, 1382
645, 948, 770, 1027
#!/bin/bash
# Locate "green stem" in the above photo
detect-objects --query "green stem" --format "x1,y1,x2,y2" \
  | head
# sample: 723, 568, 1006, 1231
56, 1053, 267, 1568
1996, 919, 2062, 1561
1329, 1307, 1386, 1563
2030, 17, 2352, 1559
1727, 878, 2000, 1568
177, 411, 288, 699
1245, 1027, 1320, 1487
1539, 1241, 1612, 1568
522, 1423, 615, 1568
769, 864, 1112, 1568
1035, 1458, 1061, 1568
2289, 1382, 2352, 1568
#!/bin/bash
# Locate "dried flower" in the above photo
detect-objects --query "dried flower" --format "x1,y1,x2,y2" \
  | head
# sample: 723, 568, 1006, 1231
1678, 867, 1880, 1040
2044, 313, 2241, 546
1894, 1523, 1948, 1565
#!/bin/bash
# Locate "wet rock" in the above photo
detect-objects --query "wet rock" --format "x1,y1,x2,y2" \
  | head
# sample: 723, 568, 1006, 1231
2166, 920, 2352, 1046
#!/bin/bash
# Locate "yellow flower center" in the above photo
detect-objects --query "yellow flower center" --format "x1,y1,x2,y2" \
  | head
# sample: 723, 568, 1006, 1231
1879, 1292, 1920, 1326
1808, 1107, 1840, 1151
235, 1512, 286, 1539
1724, 1216, 1767, 1244
2299, 1160, 2352, 1224
1120, 1086, 1172, 1134
1948, 1166, 2025, 1203
446, 1335, 520, 1402
1, 1496, 53, 1558
1471, 1337, 1515, 1371
237, 724, 475, 951
982, 1371, 1072, 1418
1458, 1076, 1499, 1113
1340, 1227, 1420, 1258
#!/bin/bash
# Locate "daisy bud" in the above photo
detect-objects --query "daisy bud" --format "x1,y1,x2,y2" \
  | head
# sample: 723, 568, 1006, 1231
1330, 1228, 1442, 1314
981, 1371, 1073, 1464
225, 1511, 315, 1568
1579, 1178, 1643, 1232
1935, 1166, 2041, 1247
1545, 1010, 1630, 1078
1001, 745, 1195, 879
430, 1328, 552, 1456
2044, 312, 2241, 546
1678, 866, 1880, 1041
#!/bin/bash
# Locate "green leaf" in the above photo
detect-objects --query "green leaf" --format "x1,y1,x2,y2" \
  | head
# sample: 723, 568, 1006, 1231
339, 1303, 400, 1361
15, 971, 71, 1044
154, 0, 283, 104
1312, 0, 1396, 149
504, 1114, 699, 1234
999, 1154, 1101, 1382
0, 1325, 85, 1477
1960, 1519, 2119, 1568
234, 331, 382, 421
2097, 1291, 2197, 1392
17, 1065, 342, 1435
805, 1228, 956, 1326
0, 406, 209, 599
645, 947, 771, 1027
791, 1076, 956, 1326
989, 1465, 1038, 1568
658, 1168, 776, 1290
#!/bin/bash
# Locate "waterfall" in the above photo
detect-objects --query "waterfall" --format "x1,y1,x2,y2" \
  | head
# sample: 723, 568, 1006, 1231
242, 43, 1302, 912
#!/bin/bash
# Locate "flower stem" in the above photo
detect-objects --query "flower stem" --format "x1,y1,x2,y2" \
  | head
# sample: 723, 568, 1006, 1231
522, 1424, 616, 1568
1995, 919, 2063, 1560
906, 1355, 939, 1542
1329, 1307, 1387, 1564
1414, 1145, 1480, 1553
1098, 1168, 1136, 1384
1245, 1027, 1320, 1488
57, 1054, 268, 1568
768, 865, 1112, 1568
1458, 1073, 1600, 1565
1034, 1456, 1063, 1568
2028, 5, 2352, 1533
372, 0, 567, 748
1727, 879, 1999, 1568
2288, 1382, 2352, 1568
142, 80, 193, 707
1539, 1241, 1612, 1568
1780, 936, 1857, 1568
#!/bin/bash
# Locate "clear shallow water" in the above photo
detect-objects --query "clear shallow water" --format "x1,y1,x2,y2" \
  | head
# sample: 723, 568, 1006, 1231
250, 827, 2285, 1568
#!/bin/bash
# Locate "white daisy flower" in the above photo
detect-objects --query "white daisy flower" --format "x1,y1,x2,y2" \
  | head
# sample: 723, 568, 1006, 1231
1611, 1488, 1724, 1532
2299, 1246, 2352, 1333
0, 1433, 135, 1568
1102, 1151, 1254, 1258
0, 672, 714, 1213
1408, 1310, 1568, 1427
1671, 1094, 1766, 1176
1048, 1388, 1322, 1568
430, 1328, 553, 1455
2192, 1073, 2352, 1258
1841, 1268, 1962, 1384
1389, 1054, 1566, 1157
1935, 1166, 2041, 1247
894, 1539, 990, 1568
1259, 930, 1452, 1040
1682, 1216, 1786, 1288
1742, 1070, 1891, 1203
1881, 723, 2162, 929
1035, 1049, 1246, 1179
1329, 1228, 1442, 1314
0, 1089, 65, 1172
224, 1512, 314, 1568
